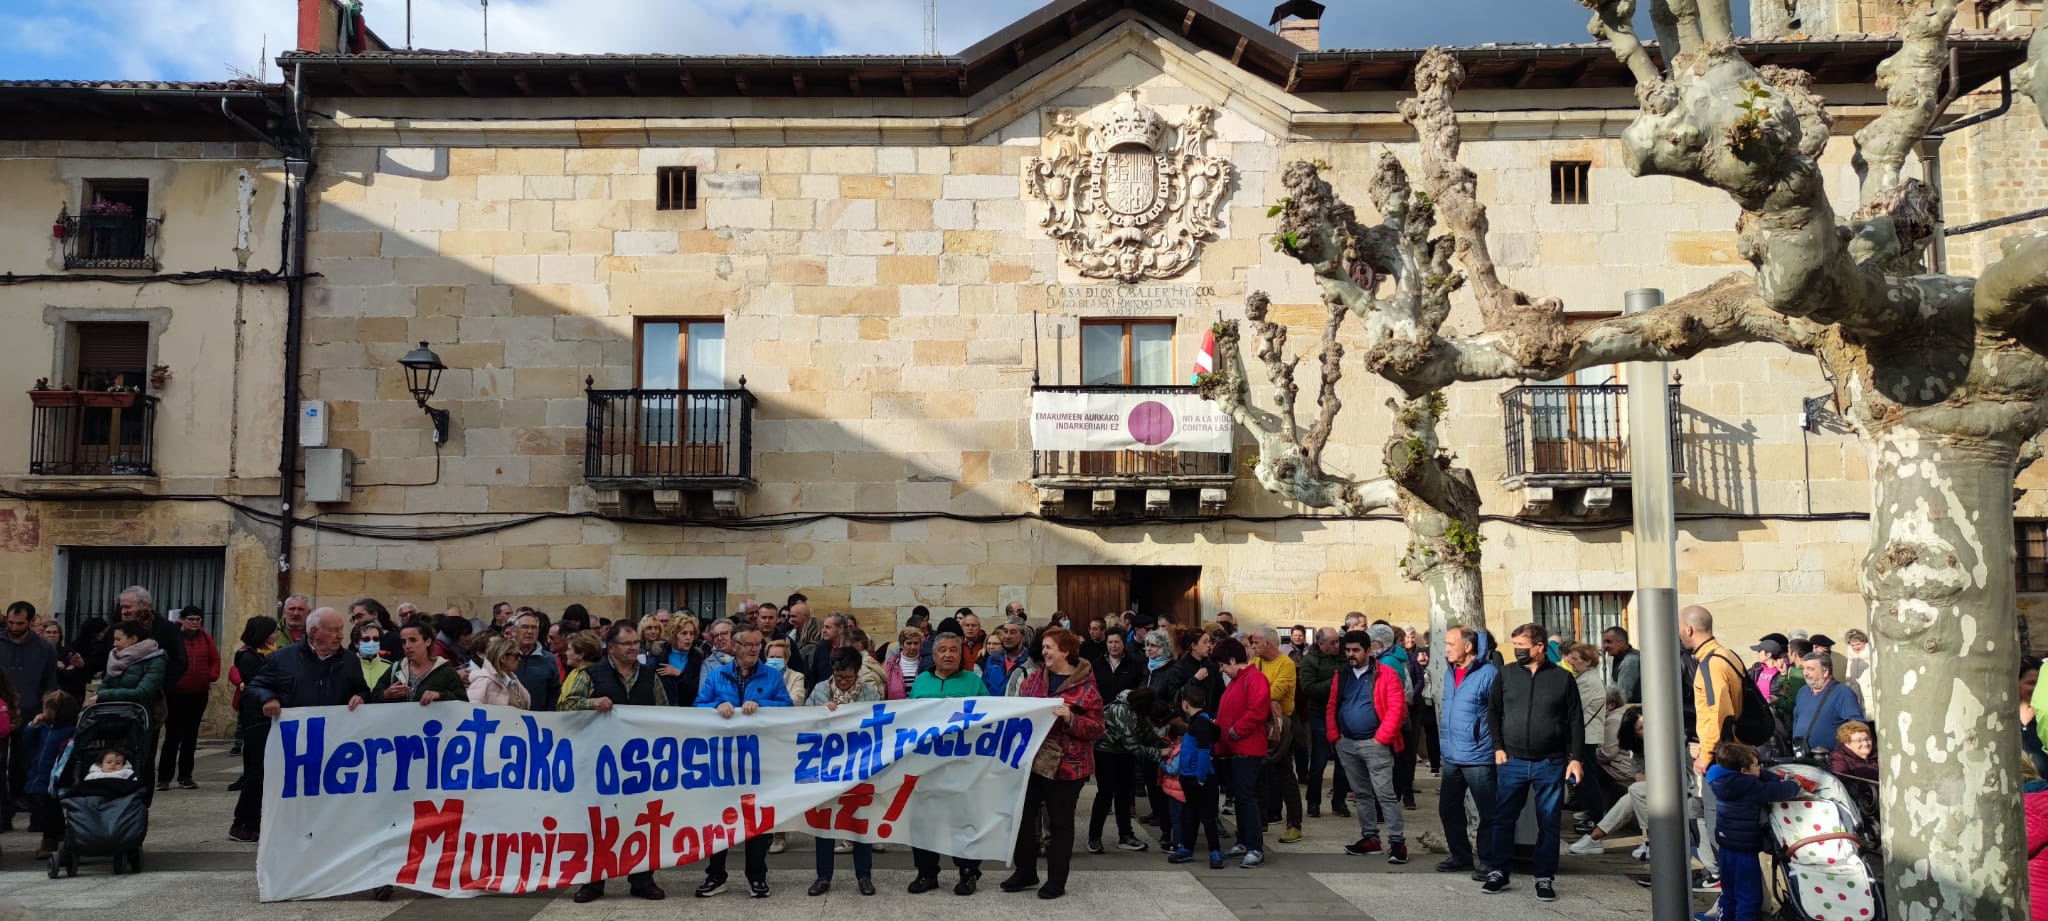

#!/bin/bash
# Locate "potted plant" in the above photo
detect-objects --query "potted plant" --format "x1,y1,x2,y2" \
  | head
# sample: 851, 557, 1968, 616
81, 384, 138, 409
27, 378, 79, 408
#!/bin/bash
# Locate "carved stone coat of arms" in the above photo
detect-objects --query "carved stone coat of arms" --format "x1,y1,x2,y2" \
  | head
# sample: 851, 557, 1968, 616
1025, 90, 1233, 283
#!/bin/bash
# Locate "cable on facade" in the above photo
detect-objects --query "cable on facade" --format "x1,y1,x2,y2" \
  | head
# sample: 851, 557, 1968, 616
0, 487, 1875, 544
0, 269, 314, 286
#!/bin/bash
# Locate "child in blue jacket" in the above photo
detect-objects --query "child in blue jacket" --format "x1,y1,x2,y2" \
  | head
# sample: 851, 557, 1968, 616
1165, 685, 1224, 869
1704, 743, 1804, 921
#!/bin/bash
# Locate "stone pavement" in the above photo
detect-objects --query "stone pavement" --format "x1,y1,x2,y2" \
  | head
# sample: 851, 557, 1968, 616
0, 743, 1657, 921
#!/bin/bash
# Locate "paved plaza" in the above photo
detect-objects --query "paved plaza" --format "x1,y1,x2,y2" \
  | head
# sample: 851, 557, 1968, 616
0, 742, 1662, 921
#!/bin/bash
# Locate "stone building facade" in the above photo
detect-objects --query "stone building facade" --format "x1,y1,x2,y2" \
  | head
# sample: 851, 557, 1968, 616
265, 0, 2041, 649
0, 81, 294, 720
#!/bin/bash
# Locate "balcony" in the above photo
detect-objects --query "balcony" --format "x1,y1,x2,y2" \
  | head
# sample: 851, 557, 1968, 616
584, 382, 756, 517
1029, 385, 1236, 517
1499, 383, 1682, 514
59, 211, 162, 271
28, 390, 160, 482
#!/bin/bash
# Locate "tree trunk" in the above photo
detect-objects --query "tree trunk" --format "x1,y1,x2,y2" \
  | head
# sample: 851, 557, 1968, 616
1863, 427, 2028, 921
1418, 556, 1483, 696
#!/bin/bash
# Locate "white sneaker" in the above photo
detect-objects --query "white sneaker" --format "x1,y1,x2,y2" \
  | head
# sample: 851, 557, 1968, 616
1631, 843, 1649, 861
1567, 835, 1603, 856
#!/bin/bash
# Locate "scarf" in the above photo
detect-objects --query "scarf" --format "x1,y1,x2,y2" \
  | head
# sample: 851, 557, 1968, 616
1148, 654, 1171, 672
106, 639, 162, 679
828, 678, 863, 707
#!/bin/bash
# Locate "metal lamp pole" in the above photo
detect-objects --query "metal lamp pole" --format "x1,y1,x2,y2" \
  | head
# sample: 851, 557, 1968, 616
1625, 287, 1691, 920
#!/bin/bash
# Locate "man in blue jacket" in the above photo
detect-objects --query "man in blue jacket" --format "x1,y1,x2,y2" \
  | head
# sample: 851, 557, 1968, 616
694, 625, 792, 899
1790, 653, 1863, 753
1435, 625, 1498, 879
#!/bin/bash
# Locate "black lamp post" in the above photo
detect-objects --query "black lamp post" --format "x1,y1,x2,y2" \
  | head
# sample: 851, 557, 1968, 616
398, 341, 452, 445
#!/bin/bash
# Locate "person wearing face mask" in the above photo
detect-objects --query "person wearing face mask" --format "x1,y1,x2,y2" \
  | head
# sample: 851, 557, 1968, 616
1480, 624, 1585, 902
351, 622, 393, 691
765, 637, 805, 704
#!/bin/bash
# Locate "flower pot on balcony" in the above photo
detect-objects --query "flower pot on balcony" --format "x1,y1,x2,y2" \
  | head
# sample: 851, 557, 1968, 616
28, 389, 80, 408
80, 390, 138, 409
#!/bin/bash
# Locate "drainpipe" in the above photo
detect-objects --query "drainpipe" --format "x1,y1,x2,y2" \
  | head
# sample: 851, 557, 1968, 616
1919, 70, 2015, 273
277, 155, 311, 605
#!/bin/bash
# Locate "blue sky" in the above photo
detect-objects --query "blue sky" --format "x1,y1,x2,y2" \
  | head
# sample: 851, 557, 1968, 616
0, 0, 1750, 83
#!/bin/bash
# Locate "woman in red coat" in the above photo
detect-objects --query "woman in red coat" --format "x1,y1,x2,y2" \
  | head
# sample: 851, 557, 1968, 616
1003, 626, 1105, 900
2027, 775, 2048, 921
1213, 636, 1271, 867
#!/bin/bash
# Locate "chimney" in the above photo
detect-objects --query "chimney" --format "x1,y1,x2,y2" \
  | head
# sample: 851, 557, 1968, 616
298, 0, 385, 53
1269, 0, 1326, 51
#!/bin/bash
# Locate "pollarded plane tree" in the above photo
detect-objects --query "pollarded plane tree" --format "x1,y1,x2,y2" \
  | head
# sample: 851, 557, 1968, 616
1203, 0, 2048, 916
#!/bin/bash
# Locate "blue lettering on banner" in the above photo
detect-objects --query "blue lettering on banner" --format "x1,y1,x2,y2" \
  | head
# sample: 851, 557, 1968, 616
279, 709, 575, 799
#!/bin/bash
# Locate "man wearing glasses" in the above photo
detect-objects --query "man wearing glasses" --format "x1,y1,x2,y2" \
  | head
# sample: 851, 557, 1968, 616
562, 622, 671, 903
694, 625, 794, 898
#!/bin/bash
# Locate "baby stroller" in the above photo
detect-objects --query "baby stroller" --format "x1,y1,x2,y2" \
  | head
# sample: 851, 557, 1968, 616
1762, 762, 1884, 921
47, 701, 153, 878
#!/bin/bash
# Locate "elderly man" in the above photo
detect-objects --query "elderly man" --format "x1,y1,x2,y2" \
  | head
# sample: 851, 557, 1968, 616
785, 601, 812, 646
1602, 626, 1641, 704
1791, 652, 1863, 753
231, 608, 367, 842
120, 585, 188, 687
562, 622, 669, 902
282, 594, 314, 645
1298, 626, 1350, 818
511, 611, 560, 711
1004, 601, 1027, 623
1435, 626, 1499, 878
957, 610, 987, 663
695, 625, 792, 899
1250, 626, 1303, 843
908, 632, 989, 895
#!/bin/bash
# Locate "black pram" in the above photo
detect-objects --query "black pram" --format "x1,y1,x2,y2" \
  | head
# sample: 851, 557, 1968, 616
47, 701, 153, 878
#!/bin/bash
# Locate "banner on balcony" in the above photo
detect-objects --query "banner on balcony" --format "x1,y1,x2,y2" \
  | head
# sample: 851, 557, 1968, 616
1030, 389, 1234, 453
255, 698, 1056, 901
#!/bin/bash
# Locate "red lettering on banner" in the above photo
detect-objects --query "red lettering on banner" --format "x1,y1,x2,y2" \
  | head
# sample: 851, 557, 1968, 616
586, 807, 621, 881
632, 800, 673, 875
878, 775, 920, 838
398, 798, 464, 889
834, 784, 875, 835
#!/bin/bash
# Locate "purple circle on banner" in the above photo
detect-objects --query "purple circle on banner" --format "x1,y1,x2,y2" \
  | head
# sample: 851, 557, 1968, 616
1127, 401, 1176, 446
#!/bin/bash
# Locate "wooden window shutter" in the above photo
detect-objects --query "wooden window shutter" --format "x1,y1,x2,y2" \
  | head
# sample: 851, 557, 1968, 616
77, 323, 149, 371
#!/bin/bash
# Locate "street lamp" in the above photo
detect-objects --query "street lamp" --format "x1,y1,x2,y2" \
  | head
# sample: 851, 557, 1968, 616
398, 341, 452, 445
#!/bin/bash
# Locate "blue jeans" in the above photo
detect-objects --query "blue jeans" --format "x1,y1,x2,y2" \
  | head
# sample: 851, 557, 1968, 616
1491, 757, 1566, 882
814, 836, 872, 881
1719, 849, 1763, 921
1438, 763, 1498, 869
1307, 725, 1350, 807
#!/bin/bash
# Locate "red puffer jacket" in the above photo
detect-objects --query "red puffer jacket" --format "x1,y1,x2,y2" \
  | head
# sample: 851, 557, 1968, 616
1325, 659, 1408, 751
1216, 665, 1271, 758
1020, 661, 1106, 781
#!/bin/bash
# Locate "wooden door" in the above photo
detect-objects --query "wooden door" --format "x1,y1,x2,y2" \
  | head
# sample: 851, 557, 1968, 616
1135, 566, 1202, 629
1058, 566, 1130, 627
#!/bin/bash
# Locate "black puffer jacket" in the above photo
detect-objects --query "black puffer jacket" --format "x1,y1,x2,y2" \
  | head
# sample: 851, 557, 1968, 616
1486, 656, 1584, 762
244, 642, 372, 714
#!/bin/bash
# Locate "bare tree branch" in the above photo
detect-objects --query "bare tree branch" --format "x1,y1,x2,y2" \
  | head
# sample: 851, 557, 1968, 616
1977, 235, 2048, 333
1853, 0, 1961, 205
1581, 0, 1661, 85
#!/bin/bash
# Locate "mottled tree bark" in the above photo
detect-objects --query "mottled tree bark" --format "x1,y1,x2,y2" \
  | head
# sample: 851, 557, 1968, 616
1217, 1, 2044, 914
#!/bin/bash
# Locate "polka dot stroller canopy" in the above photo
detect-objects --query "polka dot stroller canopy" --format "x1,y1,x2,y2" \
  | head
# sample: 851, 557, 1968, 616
1768, 762, 1882, 921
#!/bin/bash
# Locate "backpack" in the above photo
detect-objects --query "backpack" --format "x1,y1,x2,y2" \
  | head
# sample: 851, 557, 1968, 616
1701, 650, 1778, 748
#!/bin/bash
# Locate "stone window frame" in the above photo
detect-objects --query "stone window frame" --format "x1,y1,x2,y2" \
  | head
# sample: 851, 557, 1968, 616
43, 306, 171, 388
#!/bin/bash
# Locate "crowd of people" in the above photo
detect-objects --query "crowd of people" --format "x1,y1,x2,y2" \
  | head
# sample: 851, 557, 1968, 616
15, 587, 2048, 915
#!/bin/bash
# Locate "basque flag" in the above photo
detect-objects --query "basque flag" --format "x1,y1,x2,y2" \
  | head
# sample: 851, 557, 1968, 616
1192, 327, 1215, 383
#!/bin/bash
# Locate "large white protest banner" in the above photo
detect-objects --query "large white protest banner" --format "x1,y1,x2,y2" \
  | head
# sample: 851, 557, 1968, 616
1030, 389, 1234, 454
256, 698, 1056, 901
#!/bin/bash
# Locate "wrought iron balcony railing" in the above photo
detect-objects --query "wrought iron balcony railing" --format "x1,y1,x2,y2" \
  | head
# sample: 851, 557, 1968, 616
29, 391, 159, 476
60, 212, 163, 271
1500, 383, 1683, 483
584, 386, 756, 487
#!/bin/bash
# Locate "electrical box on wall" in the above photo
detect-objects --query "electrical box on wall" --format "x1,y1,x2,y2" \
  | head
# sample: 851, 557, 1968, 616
300, 400, 328, 447
304, 448, 354, 503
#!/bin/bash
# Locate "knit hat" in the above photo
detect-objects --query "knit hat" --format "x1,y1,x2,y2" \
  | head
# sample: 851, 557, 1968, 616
1367, 623, 1398, 650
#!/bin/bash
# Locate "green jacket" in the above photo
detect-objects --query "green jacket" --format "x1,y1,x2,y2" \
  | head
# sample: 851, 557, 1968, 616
1100, 690, 1166, 760
375, 657, 470, 704
98, 652, 168, 715
911, 669, 984, 700
1297, 647, 1344, 725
